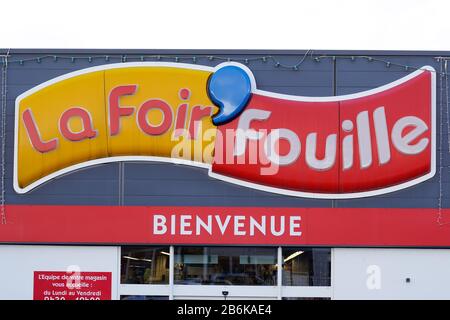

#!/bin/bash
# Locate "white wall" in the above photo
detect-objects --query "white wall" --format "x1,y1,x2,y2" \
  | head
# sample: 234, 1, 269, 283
0, 245, 120, 300
3, 245, 450, 300
333, 248, 450, 300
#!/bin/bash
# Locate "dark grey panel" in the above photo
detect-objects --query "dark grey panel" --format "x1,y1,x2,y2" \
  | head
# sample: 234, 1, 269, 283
334, 198, 440, 208
123, 195, 332, 207
5, 163, 120, 205
123, 163, 331, 207
2, 50, 449, 209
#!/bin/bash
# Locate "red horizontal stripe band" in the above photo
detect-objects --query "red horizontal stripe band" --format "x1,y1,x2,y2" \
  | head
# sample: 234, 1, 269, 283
1, 205, 449, 247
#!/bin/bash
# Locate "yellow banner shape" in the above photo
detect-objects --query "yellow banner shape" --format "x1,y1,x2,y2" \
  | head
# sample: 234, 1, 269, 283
15, 63, 218, 193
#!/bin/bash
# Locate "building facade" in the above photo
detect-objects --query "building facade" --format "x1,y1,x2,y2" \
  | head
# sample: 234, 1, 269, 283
0, 49, 449, 300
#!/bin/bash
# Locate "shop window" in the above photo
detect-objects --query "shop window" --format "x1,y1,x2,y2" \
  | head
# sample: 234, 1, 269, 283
121, 246, 170, 284
282, 248, 331, 286
174, 246, 277, 286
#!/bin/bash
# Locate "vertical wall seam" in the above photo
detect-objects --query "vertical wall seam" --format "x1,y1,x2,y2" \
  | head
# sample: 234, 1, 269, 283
119, 162, 125, 206
122, 162, 125, 206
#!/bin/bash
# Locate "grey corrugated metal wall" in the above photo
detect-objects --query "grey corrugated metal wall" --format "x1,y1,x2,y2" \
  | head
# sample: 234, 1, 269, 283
1, 50, 449, 209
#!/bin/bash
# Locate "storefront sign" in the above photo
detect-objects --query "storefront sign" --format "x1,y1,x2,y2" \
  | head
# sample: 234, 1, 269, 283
33, 271, 111, 300
2, 205, 450, 247
14, 63, 435, 198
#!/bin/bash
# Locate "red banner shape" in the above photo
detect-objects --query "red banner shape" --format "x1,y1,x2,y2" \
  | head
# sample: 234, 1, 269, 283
1, 205, 450, 247
212, 67, 435, 198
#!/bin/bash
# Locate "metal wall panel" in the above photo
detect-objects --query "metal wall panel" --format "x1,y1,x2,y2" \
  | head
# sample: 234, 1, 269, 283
1, 50, 448, 208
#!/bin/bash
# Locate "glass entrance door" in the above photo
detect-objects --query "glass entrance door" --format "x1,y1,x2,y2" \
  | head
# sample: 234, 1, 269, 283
172, 246, 278, 300
119, 246, 332, 300
174, 246, 278, 286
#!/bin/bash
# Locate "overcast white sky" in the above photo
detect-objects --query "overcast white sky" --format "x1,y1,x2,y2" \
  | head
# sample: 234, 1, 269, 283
0, 0, 449, 50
